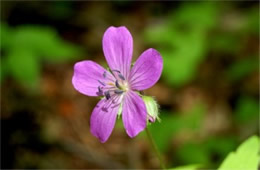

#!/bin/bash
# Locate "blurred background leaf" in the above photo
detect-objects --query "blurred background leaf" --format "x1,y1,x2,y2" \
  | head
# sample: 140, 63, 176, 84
170, 164, 202, 170
149, 103, 206, 153
234, 96, 259, 124
5, 48, 40, 87
11, 26, 81, 62
227, 57, 258, 82
145, 2, 218, 87
1, 23, 83, 87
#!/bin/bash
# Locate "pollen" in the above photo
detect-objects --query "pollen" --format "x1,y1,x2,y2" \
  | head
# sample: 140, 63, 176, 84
107, 82, 114, 86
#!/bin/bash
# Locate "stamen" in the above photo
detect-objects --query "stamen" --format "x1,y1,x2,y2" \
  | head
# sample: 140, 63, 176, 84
112, 93, 121, 104
103, 71, 107, 78
118, 73, 125, 80
104, 91, 111, 100
96, 86, 104, 96
114, 89, 124, 94
102, 94, 117, 111
98, 80, 106, 86
111, 69, 120, 73
115, 80, 121, 89
98, 86, 103, 93
111, 103, 120, 108
101, 86, 117, 92
111, 69, 125, 80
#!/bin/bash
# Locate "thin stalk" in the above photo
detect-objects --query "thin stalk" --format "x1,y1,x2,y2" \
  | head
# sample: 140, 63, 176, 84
145, 127, 166, 169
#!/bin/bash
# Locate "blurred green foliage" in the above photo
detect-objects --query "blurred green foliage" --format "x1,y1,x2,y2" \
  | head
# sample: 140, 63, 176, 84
175, 136, 238, 167
145, 2, 218, 87
219, 135, 260, 170
170, 164, 201, 170
144, 3, 259, 167
227, 58, 258, 82
177, 142, 210, 165
145, 2, 259, 87
149, 103, 206, 153
234, 96, 259, 124
169, 136, 259, 170
0, 23, 82, 87
148, 102, 243, 168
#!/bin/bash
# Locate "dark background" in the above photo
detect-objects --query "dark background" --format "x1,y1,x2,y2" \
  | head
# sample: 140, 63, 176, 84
1, 1, 259, 169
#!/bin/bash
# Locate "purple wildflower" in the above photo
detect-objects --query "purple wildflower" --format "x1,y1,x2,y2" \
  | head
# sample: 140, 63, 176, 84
72, 26, 163, 143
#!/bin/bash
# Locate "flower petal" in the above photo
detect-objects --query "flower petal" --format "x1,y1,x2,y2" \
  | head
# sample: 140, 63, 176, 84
122, 91, 147, 137
90, 98, 120, 143
129, 48, 163, 91
72, 60, 114, 96
102, 26, 133, 79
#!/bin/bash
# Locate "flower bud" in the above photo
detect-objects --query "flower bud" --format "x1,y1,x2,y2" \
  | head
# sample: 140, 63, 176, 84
142, 96, 160, 123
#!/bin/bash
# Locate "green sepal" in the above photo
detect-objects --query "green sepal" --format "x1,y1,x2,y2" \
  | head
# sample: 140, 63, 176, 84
142, 95, 160, 123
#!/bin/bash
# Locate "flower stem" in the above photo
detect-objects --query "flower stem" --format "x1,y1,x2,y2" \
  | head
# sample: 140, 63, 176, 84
145, 127, 166, 169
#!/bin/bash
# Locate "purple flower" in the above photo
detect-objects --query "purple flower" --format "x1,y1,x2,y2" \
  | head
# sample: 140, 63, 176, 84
72, 26, 163, 143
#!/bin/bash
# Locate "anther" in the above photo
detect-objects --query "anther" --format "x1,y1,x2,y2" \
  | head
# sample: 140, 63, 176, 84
98, 80, 106, 86
104, 91, 111, 100
118, 73, 125, 80
114, 89, 124, 94
98, 86, 103, 93
111, 69, 125, 80
103, 71, 107, 78
111, 69, 120, 73
115, 80, 121, 89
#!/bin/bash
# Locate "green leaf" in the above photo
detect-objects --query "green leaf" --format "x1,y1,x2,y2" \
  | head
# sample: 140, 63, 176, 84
227, 58, 258, 82
242, 7, 259, 34
0, 22, 13, 49
177, 142, 210, 165
149, 103, 206, 152
144, 2, 218, 87
11, 25, 82, 62
235, 96, 259, 123
6, 48, 40, 87
148, 113, 182, 152
170, 164, 202, 170
170, 2, 218, 30
211, 33, 242, 54
1, 24, 82, 86
144, 25, 174, 45
206, 136, 238, 160
0, 58, 9, 83
219, 135, 260, 170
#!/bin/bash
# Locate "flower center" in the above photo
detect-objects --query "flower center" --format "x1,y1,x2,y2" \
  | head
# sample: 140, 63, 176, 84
118, 81, 129, 92
97, 69, 129, 100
